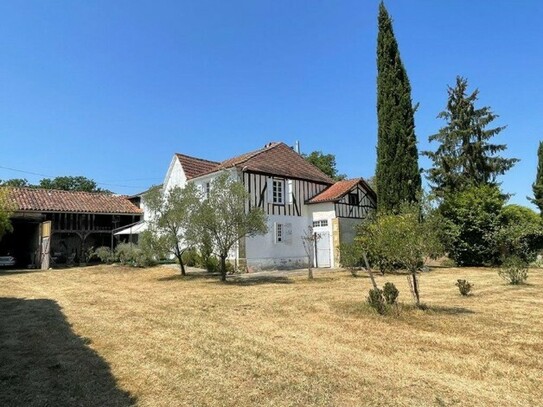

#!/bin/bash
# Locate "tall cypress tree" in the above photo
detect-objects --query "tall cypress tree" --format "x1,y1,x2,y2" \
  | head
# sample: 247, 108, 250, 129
376, 2, 421, 212
530, 141, 543, 216
424, 76, 518, 197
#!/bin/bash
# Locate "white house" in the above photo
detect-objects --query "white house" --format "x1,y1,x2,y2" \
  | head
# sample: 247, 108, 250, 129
135, 142, 376, 270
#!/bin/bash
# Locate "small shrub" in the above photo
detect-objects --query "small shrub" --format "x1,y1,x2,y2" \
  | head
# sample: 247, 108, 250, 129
93, 246, 115, 264
114, 243, 156, 268
115, 243, 137, 265
530, 254, 543, 268
367, 288, 386, 315
383, 282, 399, 305
204, 256, 220, 273
455, 279, 473, 296
499, 256, 528, 285
441, 258, 456, 267
225, 260, 236, 274
182, 249, 200, 267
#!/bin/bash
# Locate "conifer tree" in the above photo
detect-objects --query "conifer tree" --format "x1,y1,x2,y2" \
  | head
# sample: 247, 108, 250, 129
376, 2, 421, 212
530, 141, 543, 216
424, 76, 518, 197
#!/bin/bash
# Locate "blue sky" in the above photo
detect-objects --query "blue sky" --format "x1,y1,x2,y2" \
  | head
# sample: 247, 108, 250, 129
1, 1, 542, 206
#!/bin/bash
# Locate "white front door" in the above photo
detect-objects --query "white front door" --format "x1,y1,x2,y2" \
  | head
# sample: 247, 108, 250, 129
315, 231, 331, 268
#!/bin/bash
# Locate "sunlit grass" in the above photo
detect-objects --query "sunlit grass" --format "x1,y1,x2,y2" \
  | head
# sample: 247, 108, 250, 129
1, 265, 541, 406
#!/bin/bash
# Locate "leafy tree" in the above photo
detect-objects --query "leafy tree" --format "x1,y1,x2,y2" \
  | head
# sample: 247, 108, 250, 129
495, 204, 543, 263
144, 184, 200, 276
0, 188, 14, 241
424, 76, 518, 197
439, 184, 505, 266
530, 141, 543, 216
196, 172, 267, 282
0, 178, 30, 187
38, 176, 110, 193
376, 2, 421, 212
303, 151, 346, 181
357, 202, 443, 306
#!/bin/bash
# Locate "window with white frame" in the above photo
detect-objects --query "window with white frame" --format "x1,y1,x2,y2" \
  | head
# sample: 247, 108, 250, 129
272, 179, 284, 204
312, 220, 329, 228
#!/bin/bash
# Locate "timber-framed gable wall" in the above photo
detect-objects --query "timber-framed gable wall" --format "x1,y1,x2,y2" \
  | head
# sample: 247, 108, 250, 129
242, 171, 329, 217
334, 184, 376, 219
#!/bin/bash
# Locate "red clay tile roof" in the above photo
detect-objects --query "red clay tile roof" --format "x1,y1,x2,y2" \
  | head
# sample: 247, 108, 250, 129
2, 187, 143, 214
195, 142, 335, 184
307, 178, 375, 204
175, 154, 220, 180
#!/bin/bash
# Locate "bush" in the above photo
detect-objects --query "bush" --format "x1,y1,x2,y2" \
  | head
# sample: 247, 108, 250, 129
499, 256, 528, 285
182, 249, 200, 267
339, 242, 364, 276
93, 246, 115, 264
115, 243, 137, 265
114, 242, 156, 268
367, 288, 386, 315
455, 279, 473, 296
383, 282, 399, 305
203, 256, 220, 273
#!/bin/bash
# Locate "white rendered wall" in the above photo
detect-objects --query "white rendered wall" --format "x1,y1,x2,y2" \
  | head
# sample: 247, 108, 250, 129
163, 157, 187, 193
245, 214, 311, 270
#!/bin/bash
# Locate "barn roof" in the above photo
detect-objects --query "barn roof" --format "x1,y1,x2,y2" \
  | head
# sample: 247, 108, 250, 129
307, 178, 375, 204
1, 187, 143, 214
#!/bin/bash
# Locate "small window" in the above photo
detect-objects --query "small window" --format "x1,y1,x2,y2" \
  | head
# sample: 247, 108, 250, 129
276, 223, 283, 243
348, 193, 359, 206
205, 182, 211, 198
273, 179, 284, 204
312, 220, 328, 228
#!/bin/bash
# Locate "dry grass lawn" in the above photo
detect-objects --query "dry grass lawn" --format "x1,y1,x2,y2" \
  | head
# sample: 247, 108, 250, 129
0, 265, 542, 407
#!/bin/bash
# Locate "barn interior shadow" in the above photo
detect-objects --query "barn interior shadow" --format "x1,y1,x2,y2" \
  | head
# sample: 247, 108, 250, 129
0, 298, 135, 407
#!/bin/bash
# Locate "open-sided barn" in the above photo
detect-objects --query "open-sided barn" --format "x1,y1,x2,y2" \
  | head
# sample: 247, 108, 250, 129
0, 187, 142, 269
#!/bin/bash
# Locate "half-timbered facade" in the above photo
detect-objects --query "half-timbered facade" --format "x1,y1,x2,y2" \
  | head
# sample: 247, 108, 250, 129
0, 187, 142, 269
154, 141, 376, 270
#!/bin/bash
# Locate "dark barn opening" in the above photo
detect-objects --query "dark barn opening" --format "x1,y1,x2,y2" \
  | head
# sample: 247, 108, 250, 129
1, 187, 143, 270
0, 217, 41, 268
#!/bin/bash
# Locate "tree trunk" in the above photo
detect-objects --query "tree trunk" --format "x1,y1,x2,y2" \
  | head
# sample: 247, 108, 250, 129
308, 267, 314, 280
220, 255, 227, 282
362, 252, 378, 290
174, 246, 186, 276
179, 258, 186, 276
411, 271, 420, 306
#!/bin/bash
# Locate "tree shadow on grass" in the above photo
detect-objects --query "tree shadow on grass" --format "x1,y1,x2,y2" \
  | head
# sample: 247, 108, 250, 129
157, 272, 221, 282
0, 269, 45, 277
223, 275, 294, 286
415, 304, 475, 315
0, 298, 136, 407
